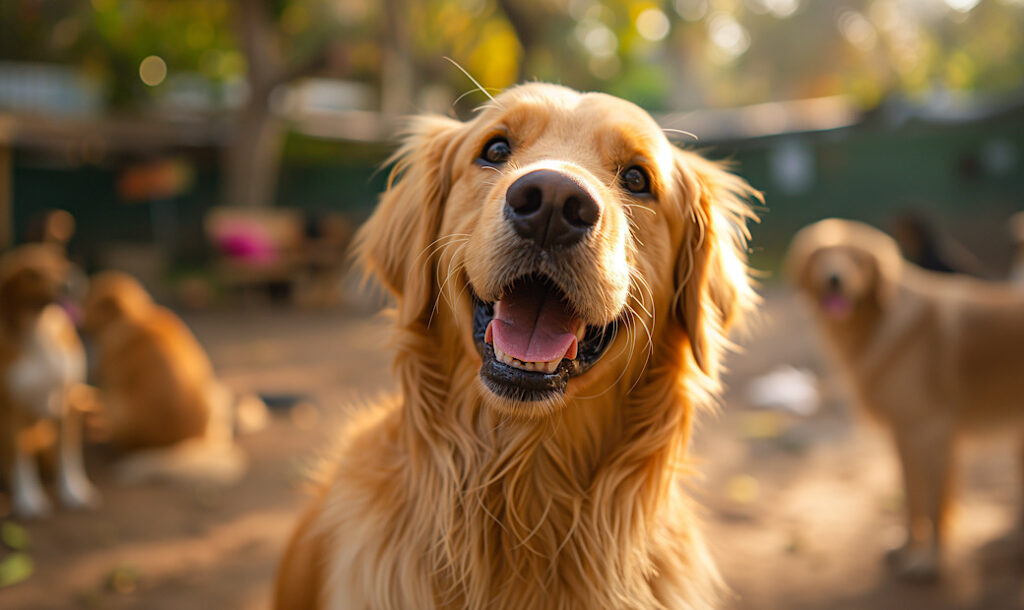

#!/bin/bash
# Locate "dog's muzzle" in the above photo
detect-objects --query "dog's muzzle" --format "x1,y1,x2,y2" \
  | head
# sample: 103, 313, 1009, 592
473, 275, 618, 403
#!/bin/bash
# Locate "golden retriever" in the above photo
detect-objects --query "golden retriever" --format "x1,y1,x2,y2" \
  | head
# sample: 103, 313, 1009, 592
81, 271, 246, 485
0, 244, 99, 517
273, 83, 759, 609
786, 218, 1024, 580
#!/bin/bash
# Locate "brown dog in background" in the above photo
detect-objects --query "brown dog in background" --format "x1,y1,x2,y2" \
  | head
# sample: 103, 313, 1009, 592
273, 84, 759, 609
82, 271, 247, 485
0, 244, 99, 518
786, 218, 1024, 580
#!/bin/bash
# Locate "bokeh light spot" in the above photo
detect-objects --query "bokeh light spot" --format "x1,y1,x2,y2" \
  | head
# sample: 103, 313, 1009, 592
139, 55, 167, 87
945, 0, 981, 12
636, 8, 671, 41
675, 0, 709, 21
708, 13, 750, 60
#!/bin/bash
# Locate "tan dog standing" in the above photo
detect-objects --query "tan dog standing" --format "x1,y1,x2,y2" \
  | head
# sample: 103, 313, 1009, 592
0, 244, 99, 518
273, 84, 759, 609
82, 271, 245, 485
786, 218, 1024, 580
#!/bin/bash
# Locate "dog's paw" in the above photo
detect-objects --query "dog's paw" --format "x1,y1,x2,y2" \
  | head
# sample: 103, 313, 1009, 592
885, 544, 940, 583
57, 475, 102, 511
12, 487, 53, 520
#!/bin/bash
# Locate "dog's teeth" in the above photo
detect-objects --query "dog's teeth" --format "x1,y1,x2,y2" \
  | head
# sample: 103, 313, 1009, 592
575, 324, 586, 341
494, 348, 562, 374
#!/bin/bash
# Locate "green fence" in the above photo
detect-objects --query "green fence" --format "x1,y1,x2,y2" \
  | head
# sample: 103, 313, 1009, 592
12, 109, 1024, 276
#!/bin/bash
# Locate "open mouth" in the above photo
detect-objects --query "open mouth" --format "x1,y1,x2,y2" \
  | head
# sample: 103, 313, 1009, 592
820, 291, 852, 319
473, 274, 618, 403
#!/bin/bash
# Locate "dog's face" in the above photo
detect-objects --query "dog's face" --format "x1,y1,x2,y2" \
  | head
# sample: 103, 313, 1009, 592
795, 245, 883, 320
82, 271, 152, 334
786, 219, 901, 323
0, 244, 70, 334
359, 84, 755, 416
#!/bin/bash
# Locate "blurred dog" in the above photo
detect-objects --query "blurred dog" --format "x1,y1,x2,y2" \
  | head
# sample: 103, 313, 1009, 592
274, 84, 758, 609
786, 218, 1024, 580
0, 244, 99, 517
82, 271, 249, 485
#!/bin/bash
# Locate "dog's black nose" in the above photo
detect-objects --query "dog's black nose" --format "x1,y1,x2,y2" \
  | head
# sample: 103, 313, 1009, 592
827, 273, 842, 290
505, 170, 599, 248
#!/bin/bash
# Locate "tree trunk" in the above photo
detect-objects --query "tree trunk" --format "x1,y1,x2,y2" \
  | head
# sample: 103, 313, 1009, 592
379, 0, 415, 131
224, 0, 285, 208
223, 93, 284, 208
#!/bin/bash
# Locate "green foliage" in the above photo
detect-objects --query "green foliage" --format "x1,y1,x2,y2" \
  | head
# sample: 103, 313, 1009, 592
2, 0, 1022, 111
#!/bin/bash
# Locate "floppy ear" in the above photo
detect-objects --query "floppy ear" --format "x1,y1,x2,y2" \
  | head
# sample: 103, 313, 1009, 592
782, 229, 821, 291
868, 247, 900, 309
0, 269, 26, 333
355, 116, 466, 324
672, 150, 759, 378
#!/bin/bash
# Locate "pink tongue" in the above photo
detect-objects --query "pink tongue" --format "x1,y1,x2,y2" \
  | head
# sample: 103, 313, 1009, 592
488, 282, 580, 363
821, 294, 851, 318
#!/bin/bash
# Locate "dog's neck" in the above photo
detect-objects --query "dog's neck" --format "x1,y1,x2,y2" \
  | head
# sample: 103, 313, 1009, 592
819, 304, 881, 358
820, 291, 930, 388
388, 316, 700, 606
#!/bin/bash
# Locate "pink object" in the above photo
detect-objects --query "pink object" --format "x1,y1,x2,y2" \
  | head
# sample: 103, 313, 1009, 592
215, 223, 278, 265
487, 282, 580, 363
821, 294, 852, 320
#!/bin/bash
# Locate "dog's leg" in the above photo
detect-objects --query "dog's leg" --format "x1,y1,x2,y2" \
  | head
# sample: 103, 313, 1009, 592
55, 399, 101, 510
887, 422, 954, 581
978, 437, 1024, 564
10, 439, 52, 519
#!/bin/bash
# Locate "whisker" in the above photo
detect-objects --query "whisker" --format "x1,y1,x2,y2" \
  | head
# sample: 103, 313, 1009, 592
623, 203, 657, 216
439, 241, 470, 314
663, 127, 699, 142
428, 238, 470, 326
444, 57, 499, 105
417, 233, 471, 265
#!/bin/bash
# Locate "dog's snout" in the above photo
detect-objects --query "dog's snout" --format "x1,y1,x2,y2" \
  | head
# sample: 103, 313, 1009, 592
827, 273, 842, 291
505, 169, 599, 248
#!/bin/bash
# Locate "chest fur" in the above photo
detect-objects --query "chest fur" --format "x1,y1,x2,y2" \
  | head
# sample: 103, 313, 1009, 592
4, 307, 85, 418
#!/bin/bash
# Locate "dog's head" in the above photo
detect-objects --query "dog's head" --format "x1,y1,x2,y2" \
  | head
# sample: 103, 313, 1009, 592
0, 244, 71, 335
785, 219, 902, 321
82, 271, 153, 334
358, 84, 757, 416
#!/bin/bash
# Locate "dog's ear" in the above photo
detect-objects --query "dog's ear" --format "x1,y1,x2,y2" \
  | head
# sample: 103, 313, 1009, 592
0, 268, 31, 332
782, 230, 821, 293
672, 149, 759, 378
868, 248, 900, 309
355, 116, 466, 323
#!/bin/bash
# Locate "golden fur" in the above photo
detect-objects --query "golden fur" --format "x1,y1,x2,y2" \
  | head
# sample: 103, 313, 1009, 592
274, 84, 759, 609
786, 218, 1024, 580
0, 244, 99, 517
82, 271, 245, 484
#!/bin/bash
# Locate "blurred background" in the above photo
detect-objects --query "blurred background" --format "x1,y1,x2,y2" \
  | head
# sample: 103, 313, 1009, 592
1, 1, 1023, 609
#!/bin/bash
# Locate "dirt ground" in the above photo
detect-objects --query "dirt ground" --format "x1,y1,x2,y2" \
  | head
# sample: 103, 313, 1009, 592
3, 286, 1024, 609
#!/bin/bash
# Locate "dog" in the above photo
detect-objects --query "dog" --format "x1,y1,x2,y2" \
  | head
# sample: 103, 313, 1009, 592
0, 244, 99, 518
273, 83, 759, 609
81, 271, 248, 485
785, 218, 1024, 580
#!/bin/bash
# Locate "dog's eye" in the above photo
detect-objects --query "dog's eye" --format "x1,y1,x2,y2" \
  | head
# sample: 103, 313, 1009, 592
480, 137, 512, 165
621, 167, 650, 194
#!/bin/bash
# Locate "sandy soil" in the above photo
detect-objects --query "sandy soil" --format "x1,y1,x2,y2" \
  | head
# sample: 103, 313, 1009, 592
2, 287, 1023, 609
